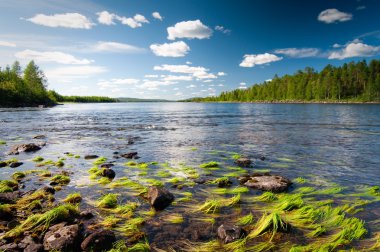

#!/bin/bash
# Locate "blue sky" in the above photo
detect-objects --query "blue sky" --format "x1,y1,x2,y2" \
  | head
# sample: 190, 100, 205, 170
0, 0, 380, 99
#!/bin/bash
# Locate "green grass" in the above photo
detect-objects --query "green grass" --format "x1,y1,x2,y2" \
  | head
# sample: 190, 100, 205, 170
0, 180, 18, 193
32, 156, 44, 162
294, 177, 307, 184
197, 199, 222, 214
12, 171, 26, 180
248, 211, 287, 241
237, 213, 254, 225
0, 140, 6, 145
63, 193, 82, 203
101, 215, 121, 228
166, 214, 184, 224
50, 175, 70, 185
93, 156, 107, 165
97, 193, 118, 208
257, 192, 278, 202
199, 161, 219, 168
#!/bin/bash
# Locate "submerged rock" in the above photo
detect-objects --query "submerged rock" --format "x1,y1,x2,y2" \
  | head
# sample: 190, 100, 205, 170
8, 143, 42, 155
121, 152, 139, 159
100, 163, 114, 169
80, 229, 116, 252
218, 179, 233, 188
101, 168, 116, 179
147, 186, 174, 210
19, 236, 43, 252
33, 135, 46, 139
79, 210, 94, 220
244, 174, 292, 193
84, 155, 98, 160
235, 157, 252, 167
9, 162, 23, 168
0, 162, 7, 168
0, 191, 20, 204
43, 223, 80, 251
217, 224, 246, 243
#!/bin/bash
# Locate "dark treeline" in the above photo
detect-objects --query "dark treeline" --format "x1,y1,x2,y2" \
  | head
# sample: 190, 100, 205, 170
0, 61, 117, 107
191, 59, 380, 102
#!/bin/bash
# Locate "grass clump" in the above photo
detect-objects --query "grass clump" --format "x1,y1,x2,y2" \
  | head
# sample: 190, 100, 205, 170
93, 156, 107, 165
102, 215, 121, 228
257, 192, 278, 202
114, 202, 139, 218
275, 194, 304, 211
32, 156, 44, 162
0, 140, 6, 145
12, 171, 26, 181
97, 193, 118, 208
199, 161, 219, 168
51, 175, 70, 185
63, 193, 82, 203
55, 160, 65, 167
248, 211, 288, 241
166, 214, 184, 224
0, 180, 18, 193
237, 213, 254, 226
198, 199, 222, 214
294, 177, 307, 184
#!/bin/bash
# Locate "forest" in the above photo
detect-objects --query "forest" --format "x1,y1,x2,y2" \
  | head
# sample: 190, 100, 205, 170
0, 61, 117, 107
191, 60, 380, 102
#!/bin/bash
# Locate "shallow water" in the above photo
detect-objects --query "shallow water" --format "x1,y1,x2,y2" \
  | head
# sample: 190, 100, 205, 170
1, 102, 380, 250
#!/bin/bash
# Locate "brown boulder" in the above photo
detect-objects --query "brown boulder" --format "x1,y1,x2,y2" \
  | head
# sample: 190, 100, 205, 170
147, 186, 174, 210
80, 230, 116, 252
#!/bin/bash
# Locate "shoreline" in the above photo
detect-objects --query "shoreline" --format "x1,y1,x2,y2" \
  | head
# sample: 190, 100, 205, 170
186, 100, 380, 104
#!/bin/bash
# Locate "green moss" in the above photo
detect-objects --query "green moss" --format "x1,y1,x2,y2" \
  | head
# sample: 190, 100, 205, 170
125, 161, 137, 166
101, 215, 121, 228
199, 161, 219, 168
51, 175, 70, 185
156, 171, 171, 178
294, 177, 307, 184
0, 180, 18, 193
32, 156, 44, 162
55, 160, 65, 167
114, 202, 139, 218
231, 154, 242, 160
0, 204, 12, 216
97, 193, 118, 208
63, 193, 82, 203
93, 156, 107, 165
12, 171, 26, 180
0, 140, 6, 145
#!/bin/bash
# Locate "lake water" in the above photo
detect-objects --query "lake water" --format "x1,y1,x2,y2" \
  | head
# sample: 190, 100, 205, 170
1, 103, 380, 250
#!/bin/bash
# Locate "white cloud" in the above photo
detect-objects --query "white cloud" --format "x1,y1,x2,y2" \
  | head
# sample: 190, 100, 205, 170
217, 71, 226, 76
94, 41, 144, 53
333, 43, 342, 48
203, 80, 213, 83
144, 74, 158, 78
186, 84, 196, 88
0, 40, 16, 47
318, 9, 352, 24
46, 66, 107, 79
239, 53, 283, 67
139, 80, 176, 90
154, 64, 217, 79
274, 48, 319, 58
96, 11, 117, 25
117, 14, 149, 28
97, 78, 139, 88
133, 14, 149, 24
167, 20, 213, 40
240, 82, 246, 86
238, 86, 247, 90
328, 42, 380, 59
215, 25, 231, 34
15, 49, 93, 64
218, 84, 224, 87
152, 12, 163, 21
162, 75, 193, 81
150, 41, 190, 57
186, 61, 192, 65
26, 13, 94, 29
175, 92, 183, 96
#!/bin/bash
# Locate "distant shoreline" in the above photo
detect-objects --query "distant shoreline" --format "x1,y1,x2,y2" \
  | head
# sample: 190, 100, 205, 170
186, 100, 380, 104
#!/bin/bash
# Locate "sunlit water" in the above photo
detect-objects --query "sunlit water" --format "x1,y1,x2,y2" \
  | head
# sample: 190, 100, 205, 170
0, 102, 379, 249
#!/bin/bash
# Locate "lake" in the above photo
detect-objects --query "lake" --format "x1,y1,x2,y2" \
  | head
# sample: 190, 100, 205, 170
1, 103, 379, 250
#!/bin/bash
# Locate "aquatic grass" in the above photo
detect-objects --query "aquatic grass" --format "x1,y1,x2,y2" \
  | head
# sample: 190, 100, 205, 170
4, 158, 18, 165
36, 159, 55, 167
102, 215, 121, 228
248, 211, 287, 241
16, 190, 48, 206
231, 154, 242, 160
199, 161, 219, 168
97, 193, 118, 208
275, 194, 304, 211
182, 239, 220, 252
127, 239, 150, 252
11, 171, 26, 180
93, 156, 107, 165
246, 242, 275, 252
50, 175, 70, 185
315, 187, 344, 195
257, 192, 278, 202
368, 186, 380, 196
168, 177, 185, 184
55, 160, 65, 167
166, 213, 184, 224
206, 177, 230, 185
39, 171, 52, 177
197, 199, 223, 214
98, 177, 112, 185
116, 217, 145, 236
4, 204, 78, 238
0, 180, 18, 193
194, 217, 215, 224
224, 193, 241, 207
63, 193, 82, 203
125, 161, 137, 166
294, 177, 307, 184
156, 170, 171, 178
294, 186, 315, 194
32, 156, 44, 162
140, 178, 164, 187
0, 204, 12, 217
223, 237, 247, 251
114, 202, 139, 218
0, 140, 6, 145
237, 213, 254, 225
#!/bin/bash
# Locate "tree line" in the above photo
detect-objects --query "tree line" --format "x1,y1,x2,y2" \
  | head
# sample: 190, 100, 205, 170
0, 61, 117, 107
191, 59, 380, 102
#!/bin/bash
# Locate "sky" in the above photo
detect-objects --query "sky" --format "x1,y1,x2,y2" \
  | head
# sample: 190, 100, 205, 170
0, 0, 380, 100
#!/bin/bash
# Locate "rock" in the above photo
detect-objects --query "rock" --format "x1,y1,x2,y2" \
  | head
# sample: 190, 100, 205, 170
217, 224, 245, 243
100, 163, 114, 169
244, 174, 292, 193
0, 191, 20, 204
84, 155, 98, 160
218, 179, 232, 188
42, 186, 56, 194
101, 168, 116, 179
9, 162, 23, 168
80, 230, 116, 252
33, 135, 46, 139
80, 210, 94, 219
43, 224, 80, 251
237, 174, 251, 184
0, 162, 7, 168
235, 157, 252, 167
8, 143, 42, 155
19, 236, 43, 252
193, 178, 207, 184
0, 242, 18, 251
121, 152, 138, 159
147, 186, 174, 210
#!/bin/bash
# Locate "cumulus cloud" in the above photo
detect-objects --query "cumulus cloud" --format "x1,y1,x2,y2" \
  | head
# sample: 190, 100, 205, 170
97, 78, 139, 88
215, 25, 231, 34
239, 53, 283, 67
94, 41, 144, 53
318, 9, 352, 24
167, 20, 213, 40
154, 64, 217, 79
217, 72, 226, 76
26, 13, 94, 29
0, 40, 16, 47
161, 75, 193, 81
152, 12, 163, 21
328, 42, 380, 59
144, 74, 158, 78
150, 41, 190, 57
96, 11, 117, 25
15, 49, 93, 64
46, 66, 107, 79
274, 48, 319, 58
